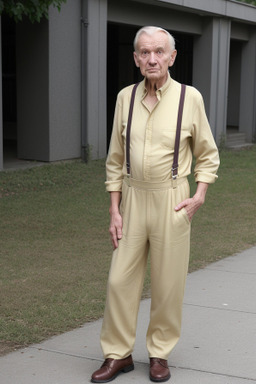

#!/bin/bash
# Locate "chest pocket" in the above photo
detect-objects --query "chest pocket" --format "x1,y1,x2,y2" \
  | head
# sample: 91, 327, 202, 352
161, 129, 191, 151
161, 129, 176, 150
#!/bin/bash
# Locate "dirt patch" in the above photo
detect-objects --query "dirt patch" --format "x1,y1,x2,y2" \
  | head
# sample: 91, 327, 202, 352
0, 341, 25, 357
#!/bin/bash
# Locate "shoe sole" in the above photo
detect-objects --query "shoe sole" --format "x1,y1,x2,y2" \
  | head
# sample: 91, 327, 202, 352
150, 372, 171, 382
91, 364, 134, 383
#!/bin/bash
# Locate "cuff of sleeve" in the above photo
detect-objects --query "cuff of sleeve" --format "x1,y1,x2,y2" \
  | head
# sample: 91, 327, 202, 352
195, 173, 218, 184
105, 180, 123, 192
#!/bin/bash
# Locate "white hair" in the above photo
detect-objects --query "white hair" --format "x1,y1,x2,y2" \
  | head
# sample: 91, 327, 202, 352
133, 26, 175, 52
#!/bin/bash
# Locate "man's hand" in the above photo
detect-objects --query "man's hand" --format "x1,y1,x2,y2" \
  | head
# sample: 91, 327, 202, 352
174, 182, 209, 221
109, 211, 123, 249
109, 191, 122, 249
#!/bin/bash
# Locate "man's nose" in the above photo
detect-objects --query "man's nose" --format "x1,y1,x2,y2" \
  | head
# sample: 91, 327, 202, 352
149, 52, 157, 64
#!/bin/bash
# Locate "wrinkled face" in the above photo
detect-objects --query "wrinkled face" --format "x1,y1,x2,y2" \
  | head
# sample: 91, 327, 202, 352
133, 31, 177, 85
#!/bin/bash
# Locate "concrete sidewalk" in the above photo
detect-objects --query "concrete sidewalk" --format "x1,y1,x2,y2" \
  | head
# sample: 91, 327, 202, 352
1, 247, 256, 384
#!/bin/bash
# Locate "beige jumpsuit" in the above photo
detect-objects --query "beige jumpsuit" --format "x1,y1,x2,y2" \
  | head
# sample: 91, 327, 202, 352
101, 75, 219, 360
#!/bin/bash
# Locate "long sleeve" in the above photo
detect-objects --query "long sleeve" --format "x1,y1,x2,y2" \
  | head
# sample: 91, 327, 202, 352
105, 88, 131, 192
190, 90, 220, 184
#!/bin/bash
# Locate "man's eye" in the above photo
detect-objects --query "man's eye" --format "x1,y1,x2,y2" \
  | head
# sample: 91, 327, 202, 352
141, 51, 148, 57
157, 50, 163, 55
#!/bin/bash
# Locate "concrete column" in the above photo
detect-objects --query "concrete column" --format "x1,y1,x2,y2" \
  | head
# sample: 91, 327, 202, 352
82, 0, 107, 160
193, 18, 231, 144
0, 17, 3, 170
48, 0, 81, 161
16, 0, 82, 162
239, 28, 256, 142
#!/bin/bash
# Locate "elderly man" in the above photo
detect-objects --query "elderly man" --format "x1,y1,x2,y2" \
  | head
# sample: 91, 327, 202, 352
91, 26, 219, 383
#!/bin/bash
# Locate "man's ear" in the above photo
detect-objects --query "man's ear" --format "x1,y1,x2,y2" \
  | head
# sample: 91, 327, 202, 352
133, 51, 140, 68
169, 50, 177, 67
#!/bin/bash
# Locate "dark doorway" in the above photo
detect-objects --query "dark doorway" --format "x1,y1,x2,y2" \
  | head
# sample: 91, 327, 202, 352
227, 40, 242, 132
171, 33, 193, 85
1, 15, 17, 160
107, 24, 141, 147
107, 23, 193, 147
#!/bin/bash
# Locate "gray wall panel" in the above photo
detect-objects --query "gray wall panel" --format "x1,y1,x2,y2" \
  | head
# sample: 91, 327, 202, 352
239, 29, 256, 141
158, 0, 256, 23
231, 22, 250, 41
49, 0, 81, 161
108, 0, 202, 35
84, 0, 107, 160
193, 18, 230, 142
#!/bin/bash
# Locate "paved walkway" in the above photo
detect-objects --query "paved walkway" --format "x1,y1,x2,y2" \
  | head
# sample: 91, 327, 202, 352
1, 247, 256, 384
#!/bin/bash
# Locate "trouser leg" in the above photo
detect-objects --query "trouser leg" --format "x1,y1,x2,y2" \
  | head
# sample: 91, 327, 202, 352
146, 179, 191, 359
100, 179, 191, 360
100, 182, 149, 359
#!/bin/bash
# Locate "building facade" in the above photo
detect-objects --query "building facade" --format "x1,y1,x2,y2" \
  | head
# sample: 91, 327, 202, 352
0, 0, 256, 170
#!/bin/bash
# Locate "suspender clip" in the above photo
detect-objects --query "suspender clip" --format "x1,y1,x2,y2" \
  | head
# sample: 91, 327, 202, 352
126, 174, 131, 187
171, 166, 178, 180
171, 167, 178, 189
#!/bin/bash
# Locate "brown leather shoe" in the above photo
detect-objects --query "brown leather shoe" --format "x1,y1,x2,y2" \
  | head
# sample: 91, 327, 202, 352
91, 355, 134, 383
150, 358, 171, 382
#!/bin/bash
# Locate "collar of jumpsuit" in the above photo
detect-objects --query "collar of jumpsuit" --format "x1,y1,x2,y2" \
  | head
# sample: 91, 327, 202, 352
142, 72, 172, 104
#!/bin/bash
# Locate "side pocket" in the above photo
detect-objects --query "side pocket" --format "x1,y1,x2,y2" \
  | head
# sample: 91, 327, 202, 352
181, 207, 191, 225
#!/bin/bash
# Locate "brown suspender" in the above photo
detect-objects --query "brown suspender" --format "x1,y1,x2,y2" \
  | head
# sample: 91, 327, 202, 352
126, 83, 186, 181
171, 83, 186, 180
126, 82, 139, 175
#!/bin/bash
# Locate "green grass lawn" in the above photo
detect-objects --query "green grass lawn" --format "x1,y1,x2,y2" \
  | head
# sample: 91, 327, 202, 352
0, 146, 256, 355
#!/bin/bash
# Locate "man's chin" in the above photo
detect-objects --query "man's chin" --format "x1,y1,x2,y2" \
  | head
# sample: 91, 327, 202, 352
146, 73, 160, 80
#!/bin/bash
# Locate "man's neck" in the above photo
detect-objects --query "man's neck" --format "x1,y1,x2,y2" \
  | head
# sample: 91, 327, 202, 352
145, 74, 168, 96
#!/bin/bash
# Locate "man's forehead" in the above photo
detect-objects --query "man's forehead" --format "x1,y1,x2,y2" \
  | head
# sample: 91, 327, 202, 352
137, 31, 169, 48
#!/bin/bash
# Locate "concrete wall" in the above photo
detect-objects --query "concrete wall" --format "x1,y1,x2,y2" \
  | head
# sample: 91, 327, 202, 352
193, 18, 230, 142
16, 0, 81, 162
82, 0, 107, 160
193, 19, 214, 119
159, 0, 256, 23
108, 0, 202, 35
2, 0, 256, 169
49, 0, 81, 161
239, 28, 256, 141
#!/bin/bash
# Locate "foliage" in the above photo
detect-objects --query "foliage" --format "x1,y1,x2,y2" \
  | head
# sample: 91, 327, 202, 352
235, 0, 256, 6
0, 0, 66, 23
